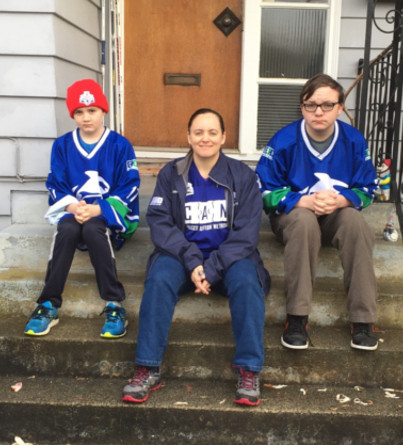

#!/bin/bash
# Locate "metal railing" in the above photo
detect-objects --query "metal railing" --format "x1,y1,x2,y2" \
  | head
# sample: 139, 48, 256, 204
352, 0, 403, 235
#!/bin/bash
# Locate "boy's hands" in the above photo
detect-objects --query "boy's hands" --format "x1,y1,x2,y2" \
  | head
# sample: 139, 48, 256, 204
66, 200, 102, 224
296, 190, 351, 215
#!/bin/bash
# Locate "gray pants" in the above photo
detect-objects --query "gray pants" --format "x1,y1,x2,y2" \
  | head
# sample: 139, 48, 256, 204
270, 207, 377, 323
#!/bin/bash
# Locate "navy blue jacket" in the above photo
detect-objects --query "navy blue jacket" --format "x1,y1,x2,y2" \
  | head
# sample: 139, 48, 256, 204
146, 151, 271, 296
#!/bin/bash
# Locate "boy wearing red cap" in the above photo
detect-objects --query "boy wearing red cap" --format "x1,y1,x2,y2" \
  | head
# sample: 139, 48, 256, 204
24, 79, 140, 338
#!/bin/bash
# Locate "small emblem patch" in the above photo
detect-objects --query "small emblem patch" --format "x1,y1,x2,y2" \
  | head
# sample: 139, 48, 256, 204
79, 91, 96, 106
150, 196, 163, 206
186, 182, 194, 196
263, 145, 274, 160
126, 159, 138, 171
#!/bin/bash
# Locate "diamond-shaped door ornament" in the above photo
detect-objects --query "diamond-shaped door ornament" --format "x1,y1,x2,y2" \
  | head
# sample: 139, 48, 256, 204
213, 7, 241, 37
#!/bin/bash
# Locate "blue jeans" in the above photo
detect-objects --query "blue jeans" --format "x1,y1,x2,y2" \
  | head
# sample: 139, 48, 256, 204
135, 255, 265, 372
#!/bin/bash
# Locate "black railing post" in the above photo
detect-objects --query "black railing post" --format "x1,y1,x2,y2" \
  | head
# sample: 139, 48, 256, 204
354, 0, 403, 236
359, 0, 375, 134
391, 0, 403, 204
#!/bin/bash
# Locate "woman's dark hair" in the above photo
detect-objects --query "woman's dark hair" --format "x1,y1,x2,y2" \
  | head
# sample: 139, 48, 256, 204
187, 108, 225, 133
300, 74, 345, 104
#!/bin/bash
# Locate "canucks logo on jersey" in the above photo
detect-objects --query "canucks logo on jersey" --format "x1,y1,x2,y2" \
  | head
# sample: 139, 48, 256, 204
126, 159, 138, 171
262, 145, 274, 160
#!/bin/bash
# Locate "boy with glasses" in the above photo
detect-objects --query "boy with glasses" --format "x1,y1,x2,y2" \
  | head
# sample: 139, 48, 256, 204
256, 74, 379, 351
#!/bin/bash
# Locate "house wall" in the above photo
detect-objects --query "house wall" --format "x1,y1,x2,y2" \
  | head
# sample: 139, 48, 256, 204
339, 0, 396, 116
0, 0, 397, 229
0, 0, 102, 229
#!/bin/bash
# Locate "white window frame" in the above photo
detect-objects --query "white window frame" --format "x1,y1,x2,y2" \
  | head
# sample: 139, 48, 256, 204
239, 1, 342, 158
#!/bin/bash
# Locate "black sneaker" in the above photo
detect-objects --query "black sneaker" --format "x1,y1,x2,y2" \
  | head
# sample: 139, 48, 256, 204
233, 366, 261, 406
351, 323, 378, 351
281, 315, 309, 349
122, 366, 162, 403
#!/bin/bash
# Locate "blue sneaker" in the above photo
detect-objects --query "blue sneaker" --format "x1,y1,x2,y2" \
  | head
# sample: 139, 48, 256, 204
100, 302, 128, 338
24, 301, 59, 336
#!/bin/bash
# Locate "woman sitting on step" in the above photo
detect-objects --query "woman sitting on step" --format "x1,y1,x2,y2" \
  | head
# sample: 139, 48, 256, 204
122, 108, 271, 406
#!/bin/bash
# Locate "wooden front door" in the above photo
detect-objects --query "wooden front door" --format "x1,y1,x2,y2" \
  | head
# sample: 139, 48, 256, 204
124, 0, 242, 149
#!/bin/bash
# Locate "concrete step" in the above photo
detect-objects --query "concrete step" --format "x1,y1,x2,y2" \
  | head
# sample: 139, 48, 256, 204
1, 223, 402, 327
1, 271, 402, 329
0, 375, 402, 445
2, 173, 402, 445
2, 224, 403, 280
1, 316, 402, 388
2, 175, 403, 326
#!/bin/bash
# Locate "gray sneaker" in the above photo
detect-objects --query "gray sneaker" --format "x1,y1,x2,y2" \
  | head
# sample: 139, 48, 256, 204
122, 366, 162, 403
233, 366, 261, 406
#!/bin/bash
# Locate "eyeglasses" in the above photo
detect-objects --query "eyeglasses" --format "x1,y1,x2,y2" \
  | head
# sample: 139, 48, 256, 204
302, 102, 339, 112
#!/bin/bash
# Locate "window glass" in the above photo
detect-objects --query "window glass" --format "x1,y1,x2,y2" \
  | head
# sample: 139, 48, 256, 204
260, 8, 326, 78
257, 84, 302, 149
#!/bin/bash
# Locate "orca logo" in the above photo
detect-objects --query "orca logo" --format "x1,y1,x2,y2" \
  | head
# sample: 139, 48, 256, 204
74, 171, 110, 199
300, 173, 348, 194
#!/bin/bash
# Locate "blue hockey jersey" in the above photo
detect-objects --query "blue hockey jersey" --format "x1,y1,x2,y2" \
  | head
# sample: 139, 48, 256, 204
255, 119, 378, 214
45, 127, 140, 248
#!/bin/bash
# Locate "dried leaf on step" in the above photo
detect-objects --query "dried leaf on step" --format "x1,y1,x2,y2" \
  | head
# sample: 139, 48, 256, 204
354, 397, 373, 406
382, 387, 403, 393
336, 394, 351, 404
11, 382, 22, 392
264, 384, 287, 389
13, 437, 34, 445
